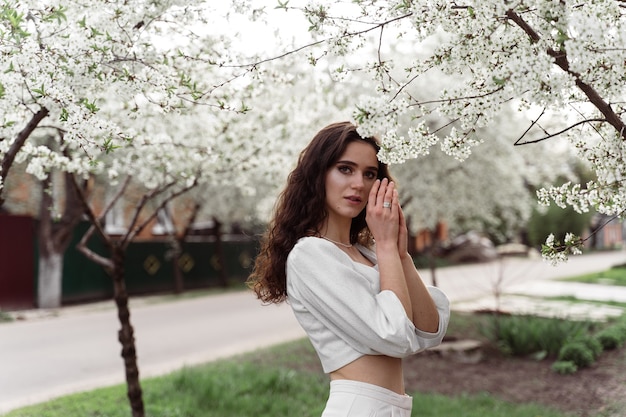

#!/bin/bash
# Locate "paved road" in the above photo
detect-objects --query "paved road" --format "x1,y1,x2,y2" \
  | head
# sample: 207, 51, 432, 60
1, 250, 625, 413
0, 292, 305, 413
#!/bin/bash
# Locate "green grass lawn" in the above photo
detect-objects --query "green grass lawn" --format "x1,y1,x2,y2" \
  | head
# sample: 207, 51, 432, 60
563, 264, 626, 286
4, 337, 578, 417
544, 295, 626, 309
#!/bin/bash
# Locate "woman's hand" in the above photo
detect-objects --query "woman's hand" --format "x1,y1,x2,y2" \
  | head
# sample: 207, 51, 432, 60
366, 178, 399, 248
397, 203, 410, 258
368, 179, 413, 318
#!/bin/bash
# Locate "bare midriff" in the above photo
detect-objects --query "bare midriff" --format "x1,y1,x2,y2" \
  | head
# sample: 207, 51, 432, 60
329, 354, 405, 394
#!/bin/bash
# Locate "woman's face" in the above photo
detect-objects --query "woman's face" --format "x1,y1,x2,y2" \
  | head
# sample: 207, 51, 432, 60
324, 140, 379, 222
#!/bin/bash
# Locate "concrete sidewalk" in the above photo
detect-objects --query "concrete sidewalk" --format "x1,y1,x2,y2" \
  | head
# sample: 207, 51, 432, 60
422, 249, 626, 305
511, 279, 626, 303
442, 251, 626, 321
453, 287, 626, 321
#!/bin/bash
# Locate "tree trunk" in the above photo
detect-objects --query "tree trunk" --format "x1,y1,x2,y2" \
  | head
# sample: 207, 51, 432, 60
428, 247, 438, 288
172, 240, 184, 294
37, 252, 63, 308
426, 226, 442, 287
170, 201, 201, 294
213, 217, 228, 287
0, 107, 49, 207
37, 171, 84, 308
110, 246, 144, 417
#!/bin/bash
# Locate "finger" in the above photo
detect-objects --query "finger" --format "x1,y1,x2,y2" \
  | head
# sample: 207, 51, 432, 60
369, 179, 381, 207
397, 196, 406, 226
383, 181, 395, 209
377, 178, 389, 207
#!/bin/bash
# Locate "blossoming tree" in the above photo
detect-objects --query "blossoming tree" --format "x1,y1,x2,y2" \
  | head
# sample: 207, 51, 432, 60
0, 2, 267, 415
259, 0, 626, 262
0, 2, 359, 412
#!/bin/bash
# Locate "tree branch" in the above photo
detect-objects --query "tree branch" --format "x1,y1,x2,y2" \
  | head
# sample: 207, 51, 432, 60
1, 107, 49, 195
178, 200, 202, 241
514, 107, 547, 145
53, 135, 89, 250
216, 12, 412, 70
71, 174, 115, 270
121, 180, 176, 246
123, 176, 200, 246
506, 9, 626, 141
514, 106, 607, 145
552, 211, 624, 253
73, 175, 133, 269
76, 224, 114, 270
101, 176, 133, 224
411, 85, 506, 107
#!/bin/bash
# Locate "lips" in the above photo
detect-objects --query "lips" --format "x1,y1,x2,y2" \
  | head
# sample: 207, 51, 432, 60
345, 196, 362, 204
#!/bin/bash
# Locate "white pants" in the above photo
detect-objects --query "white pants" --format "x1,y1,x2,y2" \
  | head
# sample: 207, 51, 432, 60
321, 380, 413, 417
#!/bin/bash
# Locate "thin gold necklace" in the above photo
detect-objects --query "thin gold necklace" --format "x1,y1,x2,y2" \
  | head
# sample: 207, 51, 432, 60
321, 236, 353, 248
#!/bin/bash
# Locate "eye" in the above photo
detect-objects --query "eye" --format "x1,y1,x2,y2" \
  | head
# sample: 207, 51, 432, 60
338, 165, 352, 174
364, 171, 377, 180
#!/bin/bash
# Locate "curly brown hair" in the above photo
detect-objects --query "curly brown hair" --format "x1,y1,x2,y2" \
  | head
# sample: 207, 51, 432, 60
247, 121, 392, 304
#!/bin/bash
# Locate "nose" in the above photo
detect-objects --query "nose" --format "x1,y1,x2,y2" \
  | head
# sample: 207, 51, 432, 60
351, 174, 365, 190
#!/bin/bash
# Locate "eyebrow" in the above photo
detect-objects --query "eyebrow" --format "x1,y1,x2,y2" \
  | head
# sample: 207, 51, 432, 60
336, 160, 379, 172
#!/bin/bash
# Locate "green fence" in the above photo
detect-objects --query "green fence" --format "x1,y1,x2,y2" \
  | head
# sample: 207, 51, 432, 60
62, 222, 258, 304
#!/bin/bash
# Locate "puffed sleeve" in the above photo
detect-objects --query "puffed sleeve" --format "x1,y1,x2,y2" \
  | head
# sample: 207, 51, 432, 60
286, 238, 449, 359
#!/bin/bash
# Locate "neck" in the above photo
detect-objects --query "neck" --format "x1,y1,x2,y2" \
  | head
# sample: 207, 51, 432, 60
319, 219, 352, 248
319, 218, 352, 245
321, 235, 353, 248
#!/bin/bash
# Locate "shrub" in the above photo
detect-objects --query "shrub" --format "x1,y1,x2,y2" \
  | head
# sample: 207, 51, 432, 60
558, 342, 595, 368
490, 314, 590, 357
551, 360, 578, 375
616, 317, 626, 335
596, 327, 626, 350
526, 204, 593, 248
577, 335, 603, 359
492, 315, 540, 356
0, 311, 13, 323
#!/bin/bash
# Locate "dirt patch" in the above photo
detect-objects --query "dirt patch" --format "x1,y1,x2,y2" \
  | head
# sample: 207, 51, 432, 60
403, 340, 626, 417
267, 315, 626, 416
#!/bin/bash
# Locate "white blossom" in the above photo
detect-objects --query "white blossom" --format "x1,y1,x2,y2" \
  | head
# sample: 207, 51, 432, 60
274, 0, 626, 262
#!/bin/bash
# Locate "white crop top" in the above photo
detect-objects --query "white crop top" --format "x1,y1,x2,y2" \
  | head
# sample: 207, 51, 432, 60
286, 236, 450, 374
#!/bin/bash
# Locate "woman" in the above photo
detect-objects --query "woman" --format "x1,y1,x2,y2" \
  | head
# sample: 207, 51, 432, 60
248, 121, 450, 417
